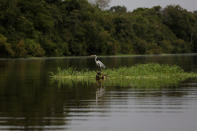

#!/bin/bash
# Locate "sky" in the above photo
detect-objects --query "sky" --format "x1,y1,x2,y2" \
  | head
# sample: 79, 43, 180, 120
109, 0, 197, 11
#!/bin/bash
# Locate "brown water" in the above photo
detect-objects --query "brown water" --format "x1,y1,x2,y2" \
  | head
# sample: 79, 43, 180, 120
0, 54, 197, 131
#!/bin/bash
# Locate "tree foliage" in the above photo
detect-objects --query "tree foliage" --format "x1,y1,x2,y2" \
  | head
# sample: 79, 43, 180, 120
0, 0, 197, 57
95, 0, 111, 9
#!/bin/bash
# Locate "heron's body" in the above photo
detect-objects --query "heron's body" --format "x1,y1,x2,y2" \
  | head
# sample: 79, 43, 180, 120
93, 55, 106, 69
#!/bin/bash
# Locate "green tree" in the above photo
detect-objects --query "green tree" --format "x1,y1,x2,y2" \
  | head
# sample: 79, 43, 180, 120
162, 5, 196, 42
95, 0, 111, 9
110, 6, 127, 13
0, 1, 196, 57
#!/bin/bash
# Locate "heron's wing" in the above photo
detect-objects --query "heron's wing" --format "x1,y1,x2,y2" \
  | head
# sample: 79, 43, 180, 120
98, 60, 106, 68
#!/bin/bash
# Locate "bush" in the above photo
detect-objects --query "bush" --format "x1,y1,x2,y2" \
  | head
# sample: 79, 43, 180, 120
172, 39, 191, 53
160, 40, 174, 53
133, 38, 147, 54
15, 40, 27, 57
24, 39, 45, 57
146, 42, 162, 54
0, 34, 15, 57
39, 38, 57, 56
106, 40, 120, 55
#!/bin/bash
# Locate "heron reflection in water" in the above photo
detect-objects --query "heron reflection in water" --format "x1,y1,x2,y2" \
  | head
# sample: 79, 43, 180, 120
96, 80, 106, 104
90, 55, 106, 103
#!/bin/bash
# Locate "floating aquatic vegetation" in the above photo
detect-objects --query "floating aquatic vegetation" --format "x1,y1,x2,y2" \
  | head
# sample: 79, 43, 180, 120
50, 63, 197, 88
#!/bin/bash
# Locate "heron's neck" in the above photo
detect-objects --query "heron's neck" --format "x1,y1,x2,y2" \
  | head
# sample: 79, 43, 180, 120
95, 56, 97, 62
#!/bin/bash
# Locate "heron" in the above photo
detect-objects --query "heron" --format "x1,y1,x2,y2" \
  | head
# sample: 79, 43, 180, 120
91, 55, 106, 70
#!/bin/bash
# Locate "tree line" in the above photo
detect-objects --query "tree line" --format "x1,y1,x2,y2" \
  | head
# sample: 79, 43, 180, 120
0, 0, 197, 57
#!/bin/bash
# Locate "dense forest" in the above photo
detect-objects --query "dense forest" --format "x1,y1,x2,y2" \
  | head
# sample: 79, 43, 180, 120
0, 0, 197, 57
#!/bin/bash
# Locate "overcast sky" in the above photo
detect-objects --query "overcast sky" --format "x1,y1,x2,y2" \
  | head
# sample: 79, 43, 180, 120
109, 0, 197, 11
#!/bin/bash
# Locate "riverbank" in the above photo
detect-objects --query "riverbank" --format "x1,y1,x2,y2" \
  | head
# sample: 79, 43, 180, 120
1, 53, 197, 60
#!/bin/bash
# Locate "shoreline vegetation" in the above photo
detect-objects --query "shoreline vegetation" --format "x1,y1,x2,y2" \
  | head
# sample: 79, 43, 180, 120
51, 63, 197, 88
1, 0, 197, 58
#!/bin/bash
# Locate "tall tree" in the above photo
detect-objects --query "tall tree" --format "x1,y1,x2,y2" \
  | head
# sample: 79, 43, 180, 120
95, 0, 111, 9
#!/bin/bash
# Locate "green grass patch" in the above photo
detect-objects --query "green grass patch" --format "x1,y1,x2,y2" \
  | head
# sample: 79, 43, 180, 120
50, 63, 197, 88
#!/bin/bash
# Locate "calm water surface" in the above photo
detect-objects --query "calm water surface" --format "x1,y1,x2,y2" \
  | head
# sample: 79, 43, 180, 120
0, 54, 197, 131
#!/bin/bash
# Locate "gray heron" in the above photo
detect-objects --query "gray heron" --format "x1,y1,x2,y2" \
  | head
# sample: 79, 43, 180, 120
91, 55, 106, 70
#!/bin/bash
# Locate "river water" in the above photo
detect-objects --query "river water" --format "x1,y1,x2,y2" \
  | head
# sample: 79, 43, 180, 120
0, 54, 197, 131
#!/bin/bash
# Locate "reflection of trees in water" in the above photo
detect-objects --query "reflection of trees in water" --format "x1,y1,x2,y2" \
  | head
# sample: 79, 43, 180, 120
0, 84, 67, 130
0, 78, 109, 130
0, 79, 194, 130
132, 88, 187, 98
130, 87, 188, 111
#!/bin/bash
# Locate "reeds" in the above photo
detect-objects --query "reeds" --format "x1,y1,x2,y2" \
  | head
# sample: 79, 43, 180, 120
51, 63, 197, 88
